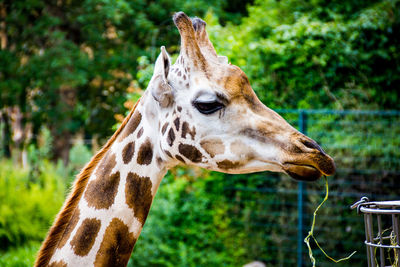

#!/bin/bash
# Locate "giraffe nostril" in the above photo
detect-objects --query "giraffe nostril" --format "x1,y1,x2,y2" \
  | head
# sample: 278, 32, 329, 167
301, 139, 325, 154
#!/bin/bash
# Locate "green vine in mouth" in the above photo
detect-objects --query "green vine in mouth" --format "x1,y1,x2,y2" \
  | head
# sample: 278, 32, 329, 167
304, 175, 357, 266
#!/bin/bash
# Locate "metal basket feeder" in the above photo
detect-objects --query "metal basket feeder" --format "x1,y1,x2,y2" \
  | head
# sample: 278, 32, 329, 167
352, 197, 400, 267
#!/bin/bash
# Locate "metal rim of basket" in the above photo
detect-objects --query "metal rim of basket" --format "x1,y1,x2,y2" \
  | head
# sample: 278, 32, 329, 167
352, 197, 400, 214
351, 197, 400, 250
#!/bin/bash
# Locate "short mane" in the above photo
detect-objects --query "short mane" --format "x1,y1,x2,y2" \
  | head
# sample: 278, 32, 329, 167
34, 99, 141, 267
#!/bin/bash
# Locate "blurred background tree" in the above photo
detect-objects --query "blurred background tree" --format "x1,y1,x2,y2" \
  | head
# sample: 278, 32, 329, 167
207, 0, 400, 110
0, 0, 250, 164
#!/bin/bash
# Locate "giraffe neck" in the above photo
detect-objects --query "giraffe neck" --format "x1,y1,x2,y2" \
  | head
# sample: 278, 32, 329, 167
46, 94, 169, 266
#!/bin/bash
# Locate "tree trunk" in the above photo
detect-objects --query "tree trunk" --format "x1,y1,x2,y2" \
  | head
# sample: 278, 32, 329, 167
50, 85, 77, 166
1, 109, 12, 158
51, 128, 72, 166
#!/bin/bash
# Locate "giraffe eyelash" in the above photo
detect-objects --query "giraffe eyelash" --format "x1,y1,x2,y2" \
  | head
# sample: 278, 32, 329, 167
192, 100, 225, 115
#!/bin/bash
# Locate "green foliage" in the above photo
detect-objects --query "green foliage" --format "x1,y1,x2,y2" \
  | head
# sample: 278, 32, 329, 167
136, 56, 155, 89
0, 0, 251, 160
207, 0, 400, 110
68, 141, 93, 173
0, 242, 40, 267
0, 160, 66, 250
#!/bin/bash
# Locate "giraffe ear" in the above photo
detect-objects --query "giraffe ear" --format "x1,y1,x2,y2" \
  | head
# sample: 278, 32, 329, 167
151, 46, 173, 108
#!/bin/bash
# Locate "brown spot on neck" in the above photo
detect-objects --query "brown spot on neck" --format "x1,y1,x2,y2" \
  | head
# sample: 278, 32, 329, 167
174, 117, 180, 131
122, 142, 135, 164
57, 209, 80, 249
178, 144, 203, 163
70, 218, 101, 256
94, 218, 136, 267
164, 150, 173, 158
85, 170, 121, 209
175, 154, 186, 163
156, 156, 163, 167
137, 127, 144, 138
137, 138, 153, 165
125, 172, 153, 225
118, 110, 142, 141
161, 122, 169, 135
167, 128, 175, 146
95, 151, 117, 178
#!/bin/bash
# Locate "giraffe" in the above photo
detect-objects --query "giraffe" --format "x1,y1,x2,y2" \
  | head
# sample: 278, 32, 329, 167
35, 12, 335, 267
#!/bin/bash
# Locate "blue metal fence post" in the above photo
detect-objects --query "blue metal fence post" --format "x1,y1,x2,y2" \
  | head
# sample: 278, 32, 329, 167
297, 110, 307, 267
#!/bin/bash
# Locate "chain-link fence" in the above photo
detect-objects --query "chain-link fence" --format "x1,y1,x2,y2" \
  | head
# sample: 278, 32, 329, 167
224, 110, 400, 266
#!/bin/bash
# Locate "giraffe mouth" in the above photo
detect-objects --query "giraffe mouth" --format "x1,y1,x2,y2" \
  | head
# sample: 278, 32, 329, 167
282, 163, 322, 182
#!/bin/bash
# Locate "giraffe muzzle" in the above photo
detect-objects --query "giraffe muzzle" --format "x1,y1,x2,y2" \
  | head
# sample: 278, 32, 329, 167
282, 152, 336, 182
283, 163, 322, 181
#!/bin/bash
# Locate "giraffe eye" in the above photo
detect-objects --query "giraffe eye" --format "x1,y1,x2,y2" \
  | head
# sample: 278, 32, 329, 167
193, 100, 225, 115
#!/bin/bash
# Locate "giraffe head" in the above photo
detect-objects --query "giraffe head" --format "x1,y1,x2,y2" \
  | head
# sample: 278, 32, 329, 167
147, 12, 335, 181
